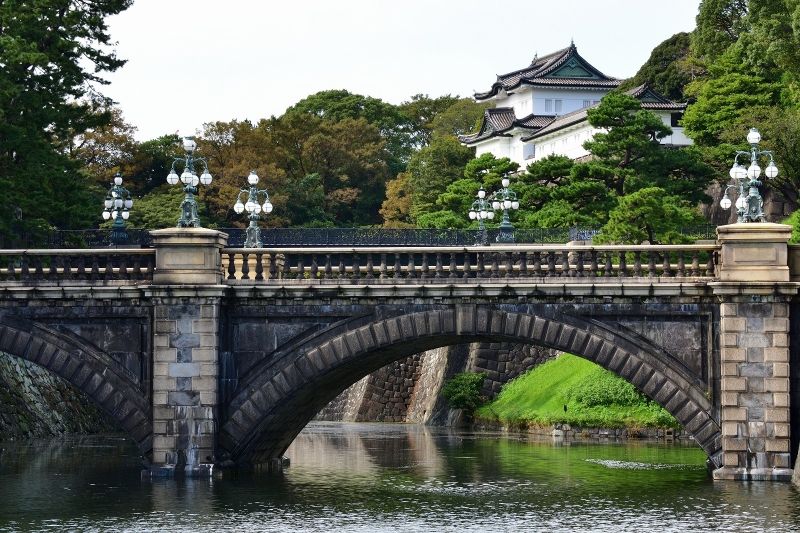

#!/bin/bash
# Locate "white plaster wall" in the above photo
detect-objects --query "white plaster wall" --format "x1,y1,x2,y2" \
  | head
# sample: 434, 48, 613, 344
655, 111, 693, 146
532, 88, 611, 115
529, 124, 596, 162
475, 137, 511, 160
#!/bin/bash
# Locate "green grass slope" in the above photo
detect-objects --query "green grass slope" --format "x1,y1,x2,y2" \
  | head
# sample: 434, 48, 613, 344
475, 354, 678, 429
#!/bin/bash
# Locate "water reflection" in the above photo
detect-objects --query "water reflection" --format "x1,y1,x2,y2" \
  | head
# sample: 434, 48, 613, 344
1, 423, 800, 532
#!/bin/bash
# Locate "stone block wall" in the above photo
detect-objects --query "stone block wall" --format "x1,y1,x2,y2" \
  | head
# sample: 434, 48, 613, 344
355, 354, 423, 422
470, 342, 556, 397
152, 297, 221, 471
717, 297, 793, 480
0, 352, 111, 439
318, 342, 555, 425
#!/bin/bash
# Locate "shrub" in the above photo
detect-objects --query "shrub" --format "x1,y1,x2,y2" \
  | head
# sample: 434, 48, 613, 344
565, 366, 644, 407
441, 372, 486, 412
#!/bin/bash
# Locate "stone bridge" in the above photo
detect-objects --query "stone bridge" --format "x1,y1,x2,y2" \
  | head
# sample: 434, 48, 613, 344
0, 223, 797, 481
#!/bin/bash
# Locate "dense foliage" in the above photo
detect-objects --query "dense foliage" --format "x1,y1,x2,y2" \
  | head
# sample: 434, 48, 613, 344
0, 0, 132, 241
441, 372, 486, 412
4, 0, 800, 243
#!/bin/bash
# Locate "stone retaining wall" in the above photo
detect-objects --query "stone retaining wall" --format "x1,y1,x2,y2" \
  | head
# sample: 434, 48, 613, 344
0, 352, 111, 440
474, 419, 690, 442
318, 342, 556, 425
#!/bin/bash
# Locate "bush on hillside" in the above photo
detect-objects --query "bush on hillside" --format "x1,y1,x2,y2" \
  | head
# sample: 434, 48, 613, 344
565, 366, 644, 407
441, 372, 486, 412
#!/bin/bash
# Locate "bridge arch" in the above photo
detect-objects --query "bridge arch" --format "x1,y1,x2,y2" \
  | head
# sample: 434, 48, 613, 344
220, 306, 722, 467
0, 317, 153, 458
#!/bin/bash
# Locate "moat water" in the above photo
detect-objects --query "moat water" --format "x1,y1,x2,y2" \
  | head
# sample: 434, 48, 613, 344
1, 422, 800, 532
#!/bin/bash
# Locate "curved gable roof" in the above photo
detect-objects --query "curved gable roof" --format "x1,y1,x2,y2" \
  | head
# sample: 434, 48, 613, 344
475, 43, 620, 100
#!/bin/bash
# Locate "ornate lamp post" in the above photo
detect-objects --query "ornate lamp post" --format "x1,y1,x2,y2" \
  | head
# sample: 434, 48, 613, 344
102, 172, 133, 245
233, 171, 273, 247
468, 187, 495, 245
490, 176, 520, 243
720, 127, 778, 223
166, 137, 213, 227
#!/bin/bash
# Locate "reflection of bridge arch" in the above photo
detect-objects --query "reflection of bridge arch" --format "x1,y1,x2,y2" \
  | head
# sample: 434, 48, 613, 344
220, 306, 722, 467
0, 318, 152, 457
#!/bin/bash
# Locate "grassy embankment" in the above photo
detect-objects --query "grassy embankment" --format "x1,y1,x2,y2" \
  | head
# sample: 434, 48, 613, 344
475, 354, 679, 429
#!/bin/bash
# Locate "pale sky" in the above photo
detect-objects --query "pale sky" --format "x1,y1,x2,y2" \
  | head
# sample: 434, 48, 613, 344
103, 0, 701, 140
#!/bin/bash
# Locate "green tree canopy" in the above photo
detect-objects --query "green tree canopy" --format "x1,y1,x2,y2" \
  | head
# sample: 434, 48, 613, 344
0, 0, 132, 239
621, 32, 694, 101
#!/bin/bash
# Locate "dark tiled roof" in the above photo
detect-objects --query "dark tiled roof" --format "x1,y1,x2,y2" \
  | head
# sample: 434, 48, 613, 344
475, 43, 619, 100
521, 78, 622, 88
521, 83, 687, 141
521, 108, 590, 141
459, 109, 556, 144
516, 114, 556, 128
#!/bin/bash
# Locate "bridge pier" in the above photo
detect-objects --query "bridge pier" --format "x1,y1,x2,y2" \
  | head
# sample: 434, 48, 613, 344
147, 228, 227, 476
713, 223, 796, 481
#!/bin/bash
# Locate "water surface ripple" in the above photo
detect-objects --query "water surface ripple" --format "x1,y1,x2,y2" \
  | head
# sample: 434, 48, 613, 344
1, 422, 800, 532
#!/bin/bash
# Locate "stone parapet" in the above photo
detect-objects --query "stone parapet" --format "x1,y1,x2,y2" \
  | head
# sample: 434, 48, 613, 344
717, 223, 792, 282
150, 228, 228, 285
713, 222, 796, 481
147, 228, 227, 477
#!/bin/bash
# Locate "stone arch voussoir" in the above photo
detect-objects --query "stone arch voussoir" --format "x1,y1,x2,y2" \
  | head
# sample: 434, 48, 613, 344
221, 306, 721, 467
0, 318, 153, 457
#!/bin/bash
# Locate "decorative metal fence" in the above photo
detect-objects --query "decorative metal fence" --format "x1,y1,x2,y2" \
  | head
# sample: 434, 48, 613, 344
221, 244, 719, 282
2, 225, 718, 249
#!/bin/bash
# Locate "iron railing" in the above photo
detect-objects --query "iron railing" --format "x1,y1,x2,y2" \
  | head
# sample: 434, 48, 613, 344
1, 225, 718, 249
221, 245, 719, 282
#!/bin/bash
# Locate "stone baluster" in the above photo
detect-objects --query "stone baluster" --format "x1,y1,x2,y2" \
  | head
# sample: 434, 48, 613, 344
462, 252, 471, 279
104, 256, 115, 281
227, 252, 236, 280
270, 252, 279, 280
476, 252, 486, 278
449, 253, 458, 279
255, 253, 265, 281
490, 253, 500, 278
297, 255, 306, 280
547, 251, 556, 277
561, 250, 570, 277
519, 251, 528, 278
420, 253, 429, 280
505, 252, 514, 279
435, 253, 444, 279
618, 251, 627, 277
365, 253, 375, 280
241, 252, 250, 280
604, 252, 613, 277
676, 252, 686, 277
690, 252, 700, 277
132, 256, 143, 280
633, 251, 642, 277
394, 253, 402, 279
30, 256, 43, 281
20, 256, 30, 281
533, 251, 542, 277
379, 253, 388, 279
575, 250, 585, 277
309, 254, 318, 280
48, 256, 59, 281
118, 255, 130, 281
281, 254, 291, 280
662, 251, 672, 277
406, 253, 415, 279
324, 254, 333, 280
590, 250, 599, 277
647, 251, 656, 278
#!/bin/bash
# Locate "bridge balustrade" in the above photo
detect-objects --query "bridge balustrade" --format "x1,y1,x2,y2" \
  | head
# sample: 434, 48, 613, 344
0, 249, 155, 283
221, 244, 719, 282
